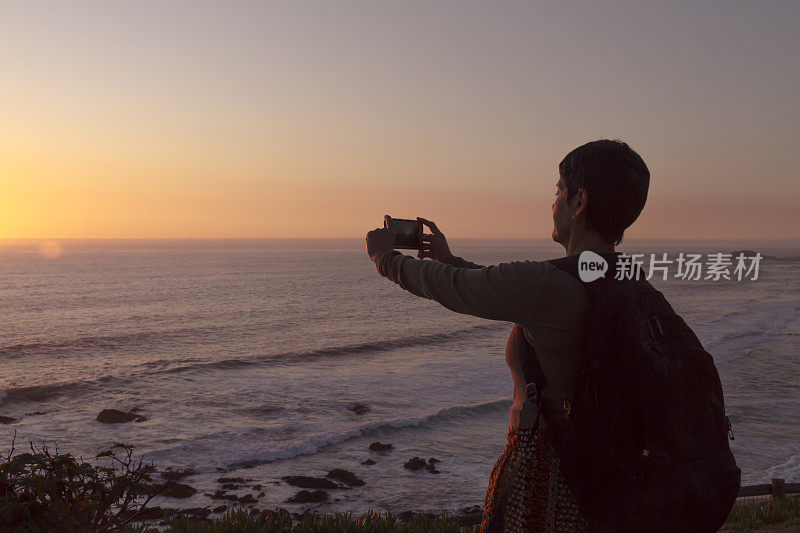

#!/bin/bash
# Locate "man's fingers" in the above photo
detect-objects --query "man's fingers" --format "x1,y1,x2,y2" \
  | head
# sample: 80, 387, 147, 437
422, 234, 444, 243
417, 217, 443, 236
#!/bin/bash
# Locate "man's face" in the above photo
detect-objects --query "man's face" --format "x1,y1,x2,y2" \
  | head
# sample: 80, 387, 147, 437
551, 175, 571, 246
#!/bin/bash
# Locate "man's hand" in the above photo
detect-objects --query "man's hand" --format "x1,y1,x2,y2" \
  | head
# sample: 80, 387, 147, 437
366, 222, 396, 263
417, 217, 455, 263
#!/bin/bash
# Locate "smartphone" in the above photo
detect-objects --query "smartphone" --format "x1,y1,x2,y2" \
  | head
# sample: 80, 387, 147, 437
384, 216, 422, 250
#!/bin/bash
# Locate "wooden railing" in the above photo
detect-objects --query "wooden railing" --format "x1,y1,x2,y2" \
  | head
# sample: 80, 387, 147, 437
738, 478, 800, 500
455, 478, 800, 527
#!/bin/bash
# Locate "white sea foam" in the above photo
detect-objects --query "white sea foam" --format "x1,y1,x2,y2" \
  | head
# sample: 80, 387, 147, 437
146, 399, 511, 471
764, 453, 800, 484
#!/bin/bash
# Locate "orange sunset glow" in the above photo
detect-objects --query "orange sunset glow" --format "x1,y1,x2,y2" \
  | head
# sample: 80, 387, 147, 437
1, 2, 798, 240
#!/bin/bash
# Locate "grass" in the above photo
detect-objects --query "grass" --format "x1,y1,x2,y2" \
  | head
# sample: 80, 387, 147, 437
120, 498, 800, 532
722, 496, 800, 531
125, 508, 480, 532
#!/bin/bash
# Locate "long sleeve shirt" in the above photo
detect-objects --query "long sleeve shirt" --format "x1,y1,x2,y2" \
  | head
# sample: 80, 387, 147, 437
374, 250, 590, 429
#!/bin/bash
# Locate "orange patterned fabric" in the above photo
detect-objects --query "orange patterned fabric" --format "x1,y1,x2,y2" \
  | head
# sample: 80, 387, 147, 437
481, 424, 588, 532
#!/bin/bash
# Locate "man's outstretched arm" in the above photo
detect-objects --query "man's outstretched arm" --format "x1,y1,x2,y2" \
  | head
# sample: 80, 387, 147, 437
446, 255, 486, 269
372, 250, 548, 324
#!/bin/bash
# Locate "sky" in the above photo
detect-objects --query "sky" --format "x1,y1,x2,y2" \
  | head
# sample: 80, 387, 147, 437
1, 1, 799, 240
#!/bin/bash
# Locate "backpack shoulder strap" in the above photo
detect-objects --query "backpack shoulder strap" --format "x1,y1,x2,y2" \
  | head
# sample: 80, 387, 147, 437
546, 251, 630, 284
546, 255, 581, 279
514, 324, 547, 410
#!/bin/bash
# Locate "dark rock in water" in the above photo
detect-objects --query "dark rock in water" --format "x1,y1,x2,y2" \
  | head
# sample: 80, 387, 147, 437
25, 411, 46, 416
181, 507, 211, 518
257, 491, 265, 498
216, 476, 249, 484
238, 493, 257, 504
163, 482, 197, 498
361, 459, 376, 465
403, 457, 427, 470
133, 415, 148, 422
461, 504, 482, 514
325, 468, 365, 487
212, 505, 228, 513
287, 490, 328, 503
0, 416, 17, 425
397, 510, 437, 522
220, 483, 239, 490
96, 409, 142, 424
426, 458, 441, 473
224, 493, 238, 502
347, 402, 371, 415
281, 475, 342, 489
207, 490, 227, 500
368, 442, 392, 452
120, 506, 169, 521
252, 484, 262, 490
161, 468, 194, 481
140, 482, 197, 499
294, 508, 322, 521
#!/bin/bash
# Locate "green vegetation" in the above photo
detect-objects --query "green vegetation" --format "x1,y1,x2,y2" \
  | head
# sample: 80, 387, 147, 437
0, 433, 165, 532
126, 508, 473, 532
722, 496, 800, 531
4, 433, 799, 532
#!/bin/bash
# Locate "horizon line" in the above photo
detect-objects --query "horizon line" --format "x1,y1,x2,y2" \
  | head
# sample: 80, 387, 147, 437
2, 237, 799, 242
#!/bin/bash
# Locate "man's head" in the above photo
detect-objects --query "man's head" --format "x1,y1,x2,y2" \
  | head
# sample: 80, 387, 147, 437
551, 139, 650, 248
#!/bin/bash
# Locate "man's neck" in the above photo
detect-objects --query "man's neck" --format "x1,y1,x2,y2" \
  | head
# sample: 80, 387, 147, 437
565, 232, 614, 256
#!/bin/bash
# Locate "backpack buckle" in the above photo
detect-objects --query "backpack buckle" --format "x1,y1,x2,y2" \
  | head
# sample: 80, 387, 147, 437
647, 316, 665, 339
563, 400, 571, 420
526, 382, 539, 404
725, 416, 735, 441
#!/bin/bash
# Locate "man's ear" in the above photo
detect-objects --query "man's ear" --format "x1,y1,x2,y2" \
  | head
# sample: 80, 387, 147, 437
572, 187, 589, 219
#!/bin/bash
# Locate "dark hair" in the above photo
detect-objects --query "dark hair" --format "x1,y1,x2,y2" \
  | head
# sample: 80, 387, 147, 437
559, 139, 650, 246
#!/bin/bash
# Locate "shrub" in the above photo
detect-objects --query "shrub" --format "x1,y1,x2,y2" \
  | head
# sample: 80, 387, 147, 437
0, 432, 166, 532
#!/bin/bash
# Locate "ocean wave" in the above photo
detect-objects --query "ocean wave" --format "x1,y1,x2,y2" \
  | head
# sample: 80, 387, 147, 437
0, 378, 116, 404
0, 323, 505, 405
160, 323, 505, 375
762, 453, 800, 484
0, 325, 228, 359
222, 398, 511, 471
703, 298, 800, 351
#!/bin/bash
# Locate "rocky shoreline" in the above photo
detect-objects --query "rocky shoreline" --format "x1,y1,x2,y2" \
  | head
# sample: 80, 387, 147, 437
76, 403, 482, 522
131, 437, 476, 526
2, 405, 485, 526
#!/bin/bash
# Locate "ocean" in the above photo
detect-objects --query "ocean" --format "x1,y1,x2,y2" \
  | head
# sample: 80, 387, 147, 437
1, 238, 799, 518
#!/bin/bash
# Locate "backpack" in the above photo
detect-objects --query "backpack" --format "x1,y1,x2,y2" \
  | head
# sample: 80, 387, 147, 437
517, 251, 741, 532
